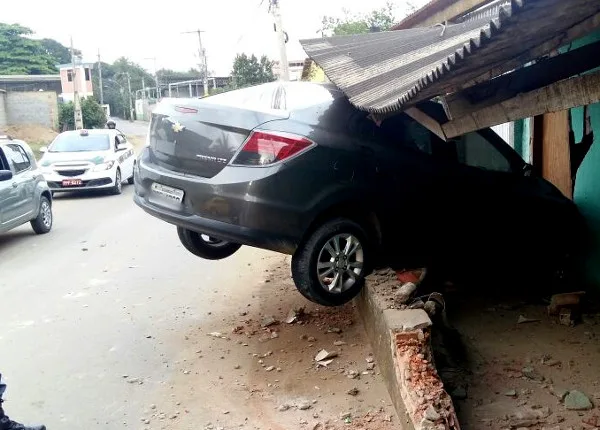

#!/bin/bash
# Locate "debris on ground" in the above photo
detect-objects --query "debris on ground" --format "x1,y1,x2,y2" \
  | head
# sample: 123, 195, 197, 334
564, 390, 593, 410
548, 291, 585, 315
260, 316, 278, 327
517, 314, 541, 324
285, 306, 305, 323
314, 349, 338, 361
346, 387, 359, 396
395, 282, 417, 304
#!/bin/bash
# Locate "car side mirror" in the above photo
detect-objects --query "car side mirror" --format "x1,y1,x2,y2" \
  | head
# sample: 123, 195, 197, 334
116, 144, 127, 152
0, 170, 13, 181
39, 146, 48, 153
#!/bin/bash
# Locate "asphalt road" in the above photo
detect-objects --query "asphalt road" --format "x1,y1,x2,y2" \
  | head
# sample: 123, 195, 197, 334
0, 186, 274, 428
110, 118, 150, 137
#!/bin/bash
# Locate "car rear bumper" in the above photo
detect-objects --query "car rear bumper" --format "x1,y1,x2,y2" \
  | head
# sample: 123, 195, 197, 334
133, 150, 306, 254
133, 193, 298, 254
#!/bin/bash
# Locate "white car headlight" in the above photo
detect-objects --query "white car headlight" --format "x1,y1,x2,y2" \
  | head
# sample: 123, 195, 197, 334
92, 160, 116, 172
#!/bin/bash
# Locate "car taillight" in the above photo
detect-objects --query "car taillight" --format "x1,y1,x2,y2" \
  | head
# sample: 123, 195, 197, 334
232, 131, 315, 166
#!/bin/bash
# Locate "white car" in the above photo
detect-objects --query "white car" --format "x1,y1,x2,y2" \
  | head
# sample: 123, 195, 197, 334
39, 129, 135, 195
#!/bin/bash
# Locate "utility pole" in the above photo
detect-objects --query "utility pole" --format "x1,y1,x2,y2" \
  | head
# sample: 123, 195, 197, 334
183, 30, 208, 96
145, 57, 160, 99
97, 49, 104, 105
126, 72, 134, 122
71, 36, 84, 129
270, 0, 289, 81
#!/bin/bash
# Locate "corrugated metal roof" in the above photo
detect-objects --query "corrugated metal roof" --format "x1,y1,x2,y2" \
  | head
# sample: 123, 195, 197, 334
300, 0, 600, 115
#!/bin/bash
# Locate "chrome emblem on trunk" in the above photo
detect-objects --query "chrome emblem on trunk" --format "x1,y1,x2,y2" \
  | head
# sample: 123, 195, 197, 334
171, 121, 185, 133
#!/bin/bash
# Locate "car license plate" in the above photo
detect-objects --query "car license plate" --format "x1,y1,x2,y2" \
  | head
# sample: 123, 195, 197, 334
151, 182, 184, 204
62, 179, 82, 186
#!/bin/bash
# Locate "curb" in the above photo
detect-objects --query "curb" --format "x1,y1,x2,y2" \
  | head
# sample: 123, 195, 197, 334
356, 277, 460, 430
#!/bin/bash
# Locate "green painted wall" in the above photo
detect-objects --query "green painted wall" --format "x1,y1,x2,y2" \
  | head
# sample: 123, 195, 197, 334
513, 31, 600, 286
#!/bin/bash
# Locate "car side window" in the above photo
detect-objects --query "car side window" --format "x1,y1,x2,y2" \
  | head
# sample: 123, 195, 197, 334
117, 135, 126, 145
0, 148, 9, 170
453, 132, 511, 172
4, 144, 31, 173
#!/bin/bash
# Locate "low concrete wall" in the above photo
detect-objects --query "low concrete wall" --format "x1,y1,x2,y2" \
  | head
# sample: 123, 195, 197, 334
0, 90, 7, 128
5, 91, 58, 129
356, 275, 460, 430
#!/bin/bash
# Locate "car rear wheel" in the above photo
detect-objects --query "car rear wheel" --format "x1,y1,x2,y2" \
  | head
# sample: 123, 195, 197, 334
177, 227, 242, 260
111, 169, 122, 195
31, 196, 52, 234
292, 218, 371, 306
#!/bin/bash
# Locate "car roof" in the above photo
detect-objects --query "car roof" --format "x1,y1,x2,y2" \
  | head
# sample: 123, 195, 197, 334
58, 129, 116, 137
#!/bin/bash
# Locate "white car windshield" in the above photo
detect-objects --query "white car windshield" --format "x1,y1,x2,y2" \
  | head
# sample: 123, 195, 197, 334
50, 133, 110, 152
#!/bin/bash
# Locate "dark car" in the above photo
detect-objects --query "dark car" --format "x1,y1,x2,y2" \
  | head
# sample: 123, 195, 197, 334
134, 82, 585, 306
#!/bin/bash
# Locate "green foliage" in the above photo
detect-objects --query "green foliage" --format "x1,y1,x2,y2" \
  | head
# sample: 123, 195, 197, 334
0, 23, 57, 74
231, 54, 276, 88
158, 68, 201, 85
40, 38, 80, 64
321, 2, 401, 36
59, 98, 107, 131
92, 57, 155, 119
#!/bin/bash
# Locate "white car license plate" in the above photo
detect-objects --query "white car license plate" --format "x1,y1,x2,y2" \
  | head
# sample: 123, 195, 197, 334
151, 182, 184, 204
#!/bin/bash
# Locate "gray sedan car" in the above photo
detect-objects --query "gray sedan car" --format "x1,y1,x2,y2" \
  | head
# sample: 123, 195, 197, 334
0, 136, 53, 235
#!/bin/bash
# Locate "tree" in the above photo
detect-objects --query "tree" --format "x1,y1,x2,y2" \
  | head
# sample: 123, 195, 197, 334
231, 54, 275, 88
40, 38, 80, 64
321, 2, 405, 36
59, 98, 107, 130
91, 57, 155, 119
0, 23, 57, 74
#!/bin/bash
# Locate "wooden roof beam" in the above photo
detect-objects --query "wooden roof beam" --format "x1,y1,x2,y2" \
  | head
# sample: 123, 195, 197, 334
392, 0, 490, 30
442, 70, 600, 138
444, 39, 600, 119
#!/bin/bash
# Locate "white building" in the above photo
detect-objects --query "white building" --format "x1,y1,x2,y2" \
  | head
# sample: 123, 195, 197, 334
57, 61, 94, 102
272, 60, 305, 81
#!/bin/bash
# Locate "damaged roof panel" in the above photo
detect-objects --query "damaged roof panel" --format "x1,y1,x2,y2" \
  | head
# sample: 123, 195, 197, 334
300, 0, 600, 115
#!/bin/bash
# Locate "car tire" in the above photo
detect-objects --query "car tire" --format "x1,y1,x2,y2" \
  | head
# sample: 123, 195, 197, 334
30, 196, 52, 234
111, 168, 122, 195
292, 218, 371, 306
177, 227, 242, 260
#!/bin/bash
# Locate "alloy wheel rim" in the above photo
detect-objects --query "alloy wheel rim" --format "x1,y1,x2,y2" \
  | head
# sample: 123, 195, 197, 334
116, 171, 121, 192
316, 233, 364, 294
41, 201, 52, 228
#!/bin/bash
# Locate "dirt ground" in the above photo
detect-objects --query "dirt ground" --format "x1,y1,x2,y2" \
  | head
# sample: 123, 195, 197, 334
367, 269, 600, 430
1, 124, 58, 155
145, 255, 398, 430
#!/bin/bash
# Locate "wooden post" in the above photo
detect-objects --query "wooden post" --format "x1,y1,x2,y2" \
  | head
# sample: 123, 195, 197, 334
532, 111, 573, 199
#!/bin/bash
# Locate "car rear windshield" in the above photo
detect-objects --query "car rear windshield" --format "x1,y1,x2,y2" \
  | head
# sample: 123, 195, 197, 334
50, 133, 110, 152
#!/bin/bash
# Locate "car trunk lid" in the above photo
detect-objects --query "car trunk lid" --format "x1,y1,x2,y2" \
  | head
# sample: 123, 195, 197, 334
149, 96, 288, 178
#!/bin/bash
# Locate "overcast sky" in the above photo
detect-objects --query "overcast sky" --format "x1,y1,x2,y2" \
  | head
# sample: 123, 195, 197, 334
2, 0, 426, 76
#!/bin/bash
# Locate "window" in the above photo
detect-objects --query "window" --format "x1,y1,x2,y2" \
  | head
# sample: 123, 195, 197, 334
4, 144, 31, 173
454, 132, 511, 172
67, 70, 73, 82
49, 133, 110, 152
380, 113, 434, 153
85, 68, 91, 81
